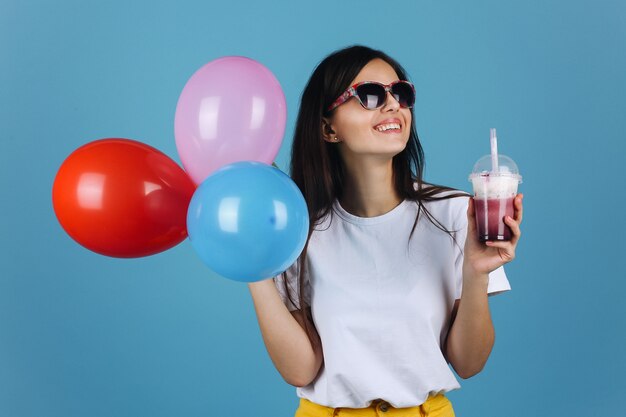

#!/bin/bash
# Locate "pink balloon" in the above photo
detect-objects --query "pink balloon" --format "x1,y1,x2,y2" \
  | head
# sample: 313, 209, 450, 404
175, 56, 287, 185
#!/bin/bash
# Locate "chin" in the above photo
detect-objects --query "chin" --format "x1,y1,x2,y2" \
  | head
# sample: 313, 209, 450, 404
386, 137, 409, 152
370, 146, 408, 159
343, 139, 408, 159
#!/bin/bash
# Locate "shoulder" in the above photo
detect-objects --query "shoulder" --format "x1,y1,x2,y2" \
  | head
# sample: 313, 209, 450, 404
311, 206, 335, 232
419, 187, 469, 213
411, 182, 470, 227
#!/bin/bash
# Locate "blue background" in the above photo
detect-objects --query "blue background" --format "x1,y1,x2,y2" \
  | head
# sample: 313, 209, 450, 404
1, 1, 625, 416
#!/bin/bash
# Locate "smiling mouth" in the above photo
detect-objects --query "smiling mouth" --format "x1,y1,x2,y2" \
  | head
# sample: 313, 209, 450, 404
374, 123, 401, 132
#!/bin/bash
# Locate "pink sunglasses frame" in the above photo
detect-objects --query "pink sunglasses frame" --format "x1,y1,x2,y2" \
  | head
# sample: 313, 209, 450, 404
327, 80, 415, 112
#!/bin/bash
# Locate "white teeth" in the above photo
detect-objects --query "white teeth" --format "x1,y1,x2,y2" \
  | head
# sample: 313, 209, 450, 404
375, 123, 401, 132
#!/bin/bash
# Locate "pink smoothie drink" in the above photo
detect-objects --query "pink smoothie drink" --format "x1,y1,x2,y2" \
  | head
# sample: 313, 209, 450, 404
469, 153, 521, 242
474, 196, 515, 241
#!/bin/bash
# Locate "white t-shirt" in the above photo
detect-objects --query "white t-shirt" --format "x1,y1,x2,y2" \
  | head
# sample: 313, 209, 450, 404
274, 194, 510, 408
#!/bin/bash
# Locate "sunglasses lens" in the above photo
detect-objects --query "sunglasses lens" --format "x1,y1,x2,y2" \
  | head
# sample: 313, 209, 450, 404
355, 83, 386, 109
391, 82, 415, 108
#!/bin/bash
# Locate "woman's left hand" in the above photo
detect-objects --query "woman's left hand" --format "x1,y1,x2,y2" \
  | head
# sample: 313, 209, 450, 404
463, 193, 524, 275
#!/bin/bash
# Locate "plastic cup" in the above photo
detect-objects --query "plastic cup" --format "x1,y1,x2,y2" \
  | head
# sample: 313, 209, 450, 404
469, 155, 522, 241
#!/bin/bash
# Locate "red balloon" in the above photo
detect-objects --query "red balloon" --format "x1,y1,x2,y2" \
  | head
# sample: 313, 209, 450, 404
52, 138, 196, 257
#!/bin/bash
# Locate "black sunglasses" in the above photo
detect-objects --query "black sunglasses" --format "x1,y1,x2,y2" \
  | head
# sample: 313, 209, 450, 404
327, 80, 415, 111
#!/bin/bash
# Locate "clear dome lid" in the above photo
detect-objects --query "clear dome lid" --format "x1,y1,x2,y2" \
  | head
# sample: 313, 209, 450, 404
468, 154, 522, 182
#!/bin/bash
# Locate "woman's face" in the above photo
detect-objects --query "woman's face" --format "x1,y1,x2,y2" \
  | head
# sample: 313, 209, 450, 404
324, 58, 412, 162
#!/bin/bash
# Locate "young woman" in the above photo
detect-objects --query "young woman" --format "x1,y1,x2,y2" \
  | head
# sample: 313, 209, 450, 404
248, 45, 523, 417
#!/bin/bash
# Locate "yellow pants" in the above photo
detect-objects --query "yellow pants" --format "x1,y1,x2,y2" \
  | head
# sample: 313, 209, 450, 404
294, 394, 455, 417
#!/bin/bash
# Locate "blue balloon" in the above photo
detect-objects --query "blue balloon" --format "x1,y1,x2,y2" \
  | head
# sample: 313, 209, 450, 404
186, 161, 309, 282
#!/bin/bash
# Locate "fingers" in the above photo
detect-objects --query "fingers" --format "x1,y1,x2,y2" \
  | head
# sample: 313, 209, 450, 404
484, 240, 516, 261
495, 194, 523, 248
484, 215, 520, 257
514, 193, 524, 224
505, 214, 521, 244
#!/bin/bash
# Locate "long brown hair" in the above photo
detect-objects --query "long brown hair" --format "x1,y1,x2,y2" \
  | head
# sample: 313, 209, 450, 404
277, 45, 469, 346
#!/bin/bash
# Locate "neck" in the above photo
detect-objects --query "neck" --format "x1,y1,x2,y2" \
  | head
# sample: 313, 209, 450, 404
338, 157, 402, 218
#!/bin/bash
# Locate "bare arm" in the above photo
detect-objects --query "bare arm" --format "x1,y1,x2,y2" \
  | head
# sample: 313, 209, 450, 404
446, 194, 523, 378
445, 271, 494, 379
248, 278, 323, 387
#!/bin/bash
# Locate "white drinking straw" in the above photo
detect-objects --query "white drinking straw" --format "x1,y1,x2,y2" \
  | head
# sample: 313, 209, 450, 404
490, 128, 499, 173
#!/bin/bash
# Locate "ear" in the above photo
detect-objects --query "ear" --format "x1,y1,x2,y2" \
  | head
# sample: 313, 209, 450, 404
321, 117, 337, 143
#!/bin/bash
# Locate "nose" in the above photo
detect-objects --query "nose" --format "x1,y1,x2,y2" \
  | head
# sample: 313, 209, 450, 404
381, 90, 400, 111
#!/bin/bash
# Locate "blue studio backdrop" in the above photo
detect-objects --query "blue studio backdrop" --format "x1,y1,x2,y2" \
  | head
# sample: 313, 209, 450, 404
1, 1, 625, 416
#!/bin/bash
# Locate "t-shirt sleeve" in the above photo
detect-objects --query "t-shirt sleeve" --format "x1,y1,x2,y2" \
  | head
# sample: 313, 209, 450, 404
453, 197, 512, 299
273, 258, 311, 312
